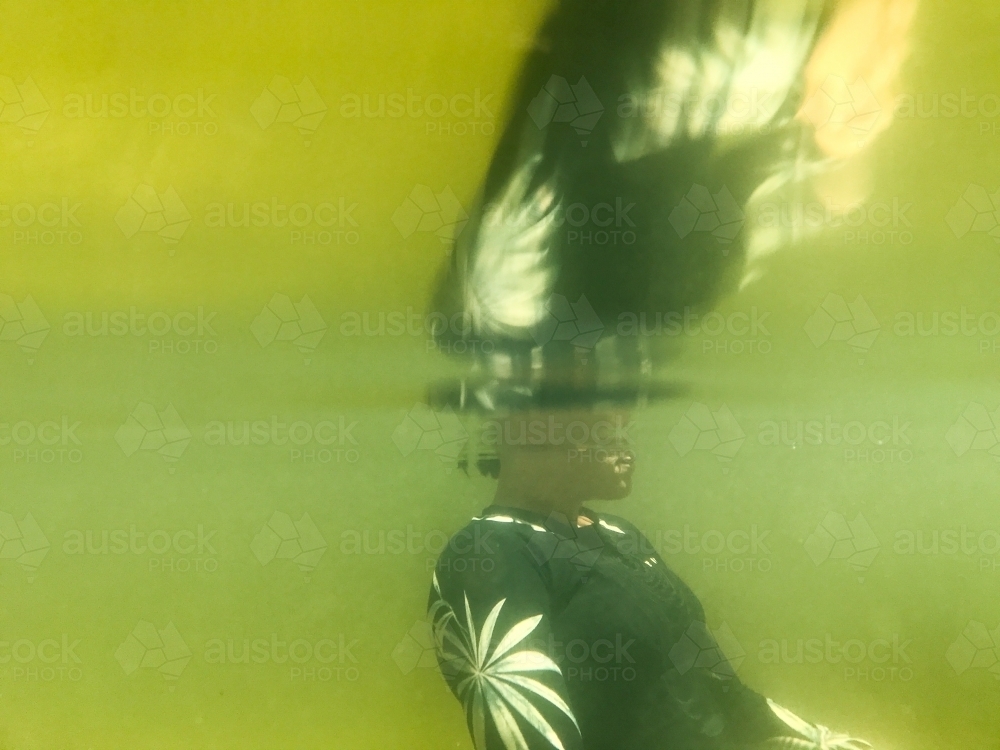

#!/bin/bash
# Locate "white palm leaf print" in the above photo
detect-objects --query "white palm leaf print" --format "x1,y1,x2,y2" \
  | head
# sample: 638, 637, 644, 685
767, 699, 874, 750
430, 573, 580, 750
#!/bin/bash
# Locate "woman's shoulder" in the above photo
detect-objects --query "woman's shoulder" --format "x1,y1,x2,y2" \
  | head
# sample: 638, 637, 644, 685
430, 510, 560, 614
434, 510, 548, 578
443, 508, 549, 555
587, 508, 646, 541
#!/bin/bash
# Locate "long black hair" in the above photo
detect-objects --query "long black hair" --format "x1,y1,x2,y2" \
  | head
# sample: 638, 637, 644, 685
430, 0, 832, 424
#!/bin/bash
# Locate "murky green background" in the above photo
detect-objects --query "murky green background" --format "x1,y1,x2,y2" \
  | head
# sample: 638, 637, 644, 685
1, 1, 999, 748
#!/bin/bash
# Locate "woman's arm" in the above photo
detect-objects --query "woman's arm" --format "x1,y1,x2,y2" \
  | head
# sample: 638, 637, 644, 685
429, 521, 583, 750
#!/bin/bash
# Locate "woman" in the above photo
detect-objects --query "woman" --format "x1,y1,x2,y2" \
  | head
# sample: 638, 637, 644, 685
430, 408, 869, 750
426, 1, 915, 748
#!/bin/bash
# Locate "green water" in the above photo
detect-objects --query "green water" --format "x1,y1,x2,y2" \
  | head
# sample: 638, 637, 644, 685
1, 1, 999, 748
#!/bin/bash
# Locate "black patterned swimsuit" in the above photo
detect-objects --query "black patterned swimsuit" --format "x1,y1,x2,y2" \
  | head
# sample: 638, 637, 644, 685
428, 505, 868, 750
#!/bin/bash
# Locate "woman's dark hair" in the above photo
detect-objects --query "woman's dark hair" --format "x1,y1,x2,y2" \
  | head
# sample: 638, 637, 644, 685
430, 1, 833, 465
432, 0, 832, 350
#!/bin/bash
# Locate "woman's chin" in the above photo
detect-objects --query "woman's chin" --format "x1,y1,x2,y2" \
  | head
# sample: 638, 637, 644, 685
599, 477, 633, 500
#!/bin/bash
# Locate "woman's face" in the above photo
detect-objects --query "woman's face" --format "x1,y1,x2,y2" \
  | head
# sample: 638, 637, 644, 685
580, 443, 635, 501
500, 408, 636, 501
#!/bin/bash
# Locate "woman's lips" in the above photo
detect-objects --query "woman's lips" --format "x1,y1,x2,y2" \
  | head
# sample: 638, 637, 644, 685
612, 455, 635, 475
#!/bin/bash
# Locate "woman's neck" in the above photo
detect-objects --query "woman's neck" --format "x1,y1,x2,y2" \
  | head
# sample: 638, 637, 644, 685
492, 480, 587, 523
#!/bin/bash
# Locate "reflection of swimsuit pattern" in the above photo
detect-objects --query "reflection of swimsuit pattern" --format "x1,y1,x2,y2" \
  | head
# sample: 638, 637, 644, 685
429, 506, 875, 750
